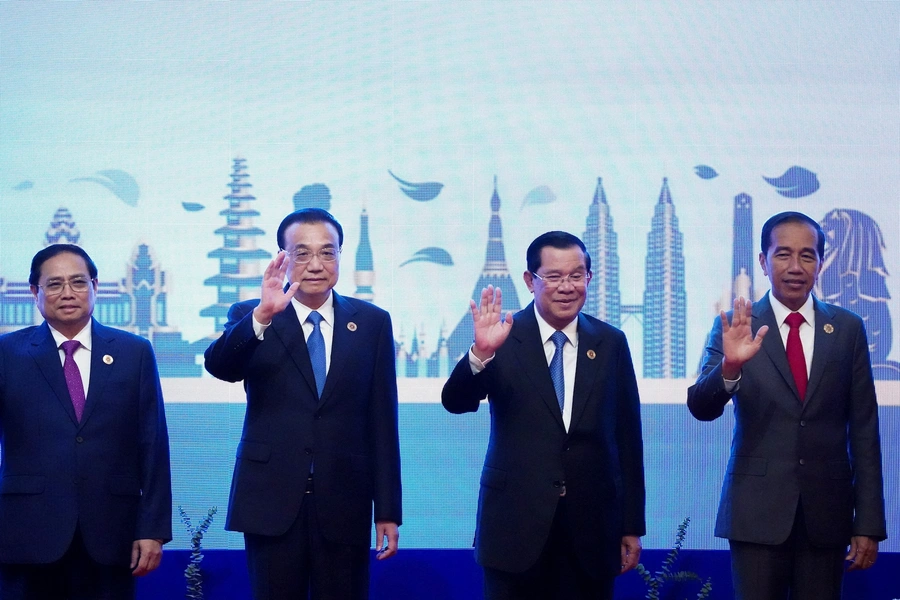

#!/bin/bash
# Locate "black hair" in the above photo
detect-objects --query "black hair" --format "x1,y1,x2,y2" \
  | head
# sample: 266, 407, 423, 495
526, 231, 591, 274
29, 244, 98, 286
760, 211, 825, 258
276, 208, 344, 250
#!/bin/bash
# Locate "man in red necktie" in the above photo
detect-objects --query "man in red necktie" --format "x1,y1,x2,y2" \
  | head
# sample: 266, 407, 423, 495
688, 212, 886, 600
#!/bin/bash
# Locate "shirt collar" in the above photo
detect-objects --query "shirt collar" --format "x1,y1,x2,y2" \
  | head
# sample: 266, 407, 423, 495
291, 291, 335, 327
768, 292, 815, 328
49, 321, 93, 352
533, 304, 578, 345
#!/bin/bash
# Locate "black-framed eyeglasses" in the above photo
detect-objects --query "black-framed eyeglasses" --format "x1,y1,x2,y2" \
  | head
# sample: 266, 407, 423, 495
289, 248, 341, 264
530, 271, 590, 287
38, 278, 95, 296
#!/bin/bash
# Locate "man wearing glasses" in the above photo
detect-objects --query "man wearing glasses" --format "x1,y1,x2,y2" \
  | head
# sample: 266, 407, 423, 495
0, 244, 171, 599
442, 231, 645, 600
205, 208, 401, 600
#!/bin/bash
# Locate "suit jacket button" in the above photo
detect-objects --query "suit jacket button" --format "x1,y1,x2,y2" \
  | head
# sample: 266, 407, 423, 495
304, 448, 313, 455
75, 436, 84, 443
799, 458, 805, 465
800, 420, 806, 427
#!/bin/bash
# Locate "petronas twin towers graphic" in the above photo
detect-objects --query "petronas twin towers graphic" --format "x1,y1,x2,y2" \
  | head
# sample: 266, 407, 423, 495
399, 175, 689, 379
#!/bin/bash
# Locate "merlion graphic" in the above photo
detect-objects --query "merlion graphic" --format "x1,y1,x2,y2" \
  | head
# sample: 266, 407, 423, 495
818, 208, 899, 379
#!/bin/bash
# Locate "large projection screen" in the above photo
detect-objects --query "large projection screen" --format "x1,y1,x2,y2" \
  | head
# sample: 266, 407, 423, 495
1, 2, 897, 552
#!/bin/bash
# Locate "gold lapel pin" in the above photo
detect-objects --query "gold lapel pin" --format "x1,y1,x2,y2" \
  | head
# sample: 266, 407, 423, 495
103, 354, 114, 365
823, 324, 834, 334
347, 322, 357, 332
587, 349, 596, 360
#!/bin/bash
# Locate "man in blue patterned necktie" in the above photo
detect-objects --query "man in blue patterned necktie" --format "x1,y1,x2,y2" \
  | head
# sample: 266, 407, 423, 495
442, 231, 645, 600
205, 208, 402, 600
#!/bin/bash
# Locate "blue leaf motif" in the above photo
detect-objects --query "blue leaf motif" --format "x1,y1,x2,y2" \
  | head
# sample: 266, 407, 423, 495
399, 247, 454, 268
763, 166, 820, 198
13, 180, 34, 191
70, 169, 140, 206
520, 185, 556, 210
388, 170, 444, 202
182, 202, 205, 212
694, 165, 719, 180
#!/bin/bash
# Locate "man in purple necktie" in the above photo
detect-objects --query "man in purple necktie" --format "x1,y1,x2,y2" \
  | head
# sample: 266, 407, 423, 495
0, 244, 172, 600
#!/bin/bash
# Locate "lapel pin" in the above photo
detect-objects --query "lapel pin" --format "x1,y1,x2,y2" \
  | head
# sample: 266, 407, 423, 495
823, 324, 834, 334
103, 354, 114, 365
347, 322, 357, 332
586, 349, 596, 360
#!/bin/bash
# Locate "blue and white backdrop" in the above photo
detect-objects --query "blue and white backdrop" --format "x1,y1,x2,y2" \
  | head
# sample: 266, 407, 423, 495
0, 2, 897, 554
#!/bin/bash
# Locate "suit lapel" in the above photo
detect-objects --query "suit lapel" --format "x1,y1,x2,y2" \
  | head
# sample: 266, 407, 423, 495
570, 313, 602, 432
81, 320, 113, 426
805, 298, 837, 406
270, 306, 319, 399
510, 304, 565, 431
319, 292, 357, 407
755, 293, 804, 405
28, 322, 79, 425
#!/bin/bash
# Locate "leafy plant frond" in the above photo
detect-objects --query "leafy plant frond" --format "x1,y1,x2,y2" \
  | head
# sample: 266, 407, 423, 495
634, 517, 713, 600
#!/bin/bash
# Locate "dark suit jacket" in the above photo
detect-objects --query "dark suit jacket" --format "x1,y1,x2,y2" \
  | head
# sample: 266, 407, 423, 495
0, 319, 172, 566
204, 292, 402, 547
687, 293, 886, 546
441, 304, 645, 576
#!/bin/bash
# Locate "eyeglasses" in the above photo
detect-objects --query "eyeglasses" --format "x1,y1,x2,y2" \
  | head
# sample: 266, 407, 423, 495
530, 271, 590, 287
38, 278, 94, 296
289, 248, 341, 264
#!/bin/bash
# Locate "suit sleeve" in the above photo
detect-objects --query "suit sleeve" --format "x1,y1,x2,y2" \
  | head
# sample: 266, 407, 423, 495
687, 315, 733, 421
370, 313, 402, 525
441, 353, 490, 414
847, 320, 887, 540
615, 333, 646, 537
136, 339, 173, 542
204, 302, 262, 382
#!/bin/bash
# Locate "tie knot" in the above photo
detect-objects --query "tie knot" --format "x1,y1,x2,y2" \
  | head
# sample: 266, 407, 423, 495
550, 330, 567, 350
307, 311, 323, 327
60, 340, 81, 357
785, 312, 805, 330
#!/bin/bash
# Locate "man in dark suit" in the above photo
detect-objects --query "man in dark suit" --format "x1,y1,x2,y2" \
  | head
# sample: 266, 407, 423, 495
688, 211, 886, 599
442, 231, 645, 600
204, 208, 401, 600
0, 244, 172, 600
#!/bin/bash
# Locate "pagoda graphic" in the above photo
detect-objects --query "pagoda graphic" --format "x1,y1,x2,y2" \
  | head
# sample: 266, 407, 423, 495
445, 176, 521, 361
354, 207, 375, 302
642, 177, 687, 378
44, 207, 80, 246
582, 177, 622, 327
200, 158, 271, 332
